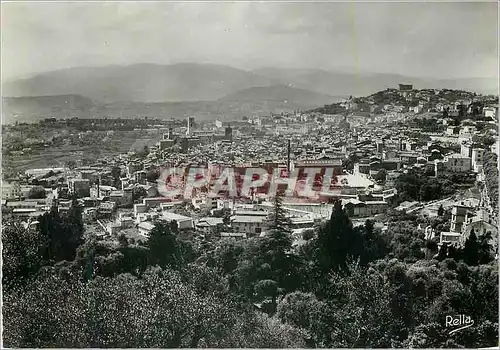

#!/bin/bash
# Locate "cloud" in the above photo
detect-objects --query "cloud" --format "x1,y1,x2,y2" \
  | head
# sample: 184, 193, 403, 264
1, 2, 497, 80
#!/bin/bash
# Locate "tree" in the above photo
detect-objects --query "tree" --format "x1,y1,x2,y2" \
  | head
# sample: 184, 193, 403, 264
457, 104, 466, 118
314, 200, 359, 274
302, 229, 315, 241
374, 169, 387, 184
254, 279, 279, 310
38, 200, 84, 263
268, 190, 290, 232
419, 179, 442, 202
110, 166, 122, 188
4, 266, 306, 348
141, 145, 150, 158
134, 145, 150, 159
323, 262, 398, 347
276, 291, 332, 347
442, 108, 449, 119
437, 204, 444, 216
213, 208, 231, 225
147, 221, 193, 269
118, 233, 129, 248
478, 232, 494, 264
28, 186, 46, 199
463, 229, 480, 265
67, 160, 77, 170
3, 269, 87, 348
395, 170, 421, 201
359, 219, 388, 265
132, 186, 147, 201
436, 242, 448, 261
425, 239, 439, 258
146, 168, 160, 183
2, 220, 45, 290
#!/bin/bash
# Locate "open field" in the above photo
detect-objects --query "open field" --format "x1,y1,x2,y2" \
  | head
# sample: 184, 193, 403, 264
2, 130, 163, 175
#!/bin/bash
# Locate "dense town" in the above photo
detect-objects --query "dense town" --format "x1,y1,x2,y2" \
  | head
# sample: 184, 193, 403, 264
3, 85, 499, 245
3, 85, 499, 348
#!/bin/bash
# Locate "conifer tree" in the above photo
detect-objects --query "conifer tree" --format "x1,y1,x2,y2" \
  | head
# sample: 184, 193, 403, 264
463, 229, 480, 265
268, 189, 290, 232
436, 242, 448, 261
437, 204, 444, 216
315, 200, 356, 273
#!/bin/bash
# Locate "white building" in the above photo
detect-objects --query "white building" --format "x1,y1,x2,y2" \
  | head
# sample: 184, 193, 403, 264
230, 215, 266, 235
196, 217, 224, 234
230, 211, 268, 236
440, 231, 462, 245
437, 154, 472, 173
491, 140, 499, 156
2, 182, 21, 199
483, 107, 497, 119
460, 125, 476, 135
460, 143, 472, 157
138, 221, 156, 236
471, 148, 485, 172
161, 211, 194, 230
445, 126, 457, 136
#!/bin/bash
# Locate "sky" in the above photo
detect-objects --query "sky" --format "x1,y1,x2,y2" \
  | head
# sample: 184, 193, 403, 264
1, 1, 498, 81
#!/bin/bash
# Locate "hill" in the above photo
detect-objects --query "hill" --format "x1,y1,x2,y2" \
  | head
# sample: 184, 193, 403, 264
3, 63, 496, 124
3, 63, 275, 103
4, 63, 496, 105
310, 87, 498, 117
252, 67, 498, 97
2, 85, 340, 123
218, 85, 340, 106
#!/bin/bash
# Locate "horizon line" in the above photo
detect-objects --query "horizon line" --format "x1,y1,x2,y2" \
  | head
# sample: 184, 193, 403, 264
3, 61, 497, 83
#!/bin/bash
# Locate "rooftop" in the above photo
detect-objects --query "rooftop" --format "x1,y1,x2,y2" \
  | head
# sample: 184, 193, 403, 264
138, 221, 155, 231
231, 215, 266, 223
161, 211, 193, 222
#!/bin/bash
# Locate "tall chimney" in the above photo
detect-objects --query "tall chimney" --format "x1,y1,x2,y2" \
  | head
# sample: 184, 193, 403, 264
186, 116, 190, 135
287, 139, 291, 172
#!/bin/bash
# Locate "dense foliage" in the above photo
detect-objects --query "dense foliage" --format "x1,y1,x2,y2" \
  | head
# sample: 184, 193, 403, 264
483, 150, 499, 214
27, 185, 47, 199
2, 193, 498, 348
395, 168, 475, 202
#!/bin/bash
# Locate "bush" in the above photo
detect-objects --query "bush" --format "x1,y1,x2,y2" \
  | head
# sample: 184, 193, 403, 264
27, 186, 46, 199
302, 229, 315, 241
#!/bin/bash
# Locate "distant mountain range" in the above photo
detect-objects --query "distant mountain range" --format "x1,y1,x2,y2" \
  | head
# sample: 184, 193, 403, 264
2, 85, 339, 124
3, 63, 275, 103
2, 63, 497, 123
252, 67, 498, 97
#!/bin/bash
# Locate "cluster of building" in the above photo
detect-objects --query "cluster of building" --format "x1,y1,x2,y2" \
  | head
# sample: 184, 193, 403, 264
2, 86, 498, 248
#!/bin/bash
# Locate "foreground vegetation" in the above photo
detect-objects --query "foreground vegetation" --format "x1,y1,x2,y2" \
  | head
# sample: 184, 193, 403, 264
2, 194, 498, 348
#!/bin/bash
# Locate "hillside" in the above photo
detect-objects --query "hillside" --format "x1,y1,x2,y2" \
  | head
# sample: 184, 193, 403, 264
310, 87, 498, 117
2, 85, 339, 123
3, 63, 275, 103
5, 64, 497, 106
218, 85, 340, 106
252, 67, 498, 97
3, 63, 496, 124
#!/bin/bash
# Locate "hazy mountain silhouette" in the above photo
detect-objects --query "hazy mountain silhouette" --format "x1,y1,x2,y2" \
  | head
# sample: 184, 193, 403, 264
2, 63, 496, 124
3, 63, 275, 103
4, 63, 496, 103
218, 84, 340, 105
252, 67, 497, 96
2, 85, 340, 124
